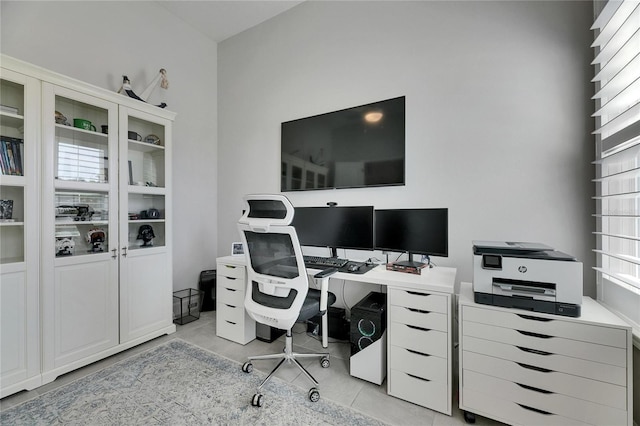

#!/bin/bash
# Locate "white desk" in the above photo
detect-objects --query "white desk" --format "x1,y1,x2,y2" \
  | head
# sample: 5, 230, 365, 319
216, 255, 457, 415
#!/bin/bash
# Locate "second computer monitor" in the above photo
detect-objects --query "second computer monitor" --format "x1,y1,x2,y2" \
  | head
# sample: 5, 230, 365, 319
291, 206, 374, 252
375, 208, 448, 259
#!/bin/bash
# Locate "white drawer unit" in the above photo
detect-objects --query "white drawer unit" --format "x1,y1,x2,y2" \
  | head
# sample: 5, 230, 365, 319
387, 287, 452, 415
458, 282, 633, 426
216, 257, 255, 344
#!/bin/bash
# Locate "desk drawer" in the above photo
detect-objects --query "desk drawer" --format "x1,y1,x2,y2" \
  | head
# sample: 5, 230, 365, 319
217, 263, 245, 280
389, 288, 447, 314
462, 387, 589, 426
462, 350, 626, 409
463, 335, 626, 386
389, 305, 447, 332
463, 321, 626, 367
388, 369, 447, 414
463, 369, 628, 426
217, 302, 246, 325
462, 305, 627, 349
217, 274, 245, 292
217, 285, 245, 306
389, 321, 447, 358
389, 345, 447, 382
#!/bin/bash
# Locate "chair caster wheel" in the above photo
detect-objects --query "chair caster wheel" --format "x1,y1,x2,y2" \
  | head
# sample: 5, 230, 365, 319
320, 357, 330, 368
242, 362, 253, 373
308, 388, 320, 402
251, 393, 264, 407
463, 411, 476, 424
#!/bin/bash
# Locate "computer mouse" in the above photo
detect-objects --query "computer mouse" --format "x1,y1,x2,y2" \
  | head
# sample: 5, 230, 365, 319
348, 264, 360, 272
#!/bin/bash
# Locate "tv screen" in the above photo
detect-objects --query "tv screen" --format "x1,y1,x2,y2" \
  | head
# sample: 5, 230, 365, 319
281, 97, 405, 191
291, 206, 374, 251
375, 208, 448, 261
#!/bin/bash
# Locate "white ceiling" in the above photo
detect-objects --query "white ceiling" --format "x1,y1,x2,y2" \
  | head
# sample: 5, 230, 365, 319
155, 0, 305, 43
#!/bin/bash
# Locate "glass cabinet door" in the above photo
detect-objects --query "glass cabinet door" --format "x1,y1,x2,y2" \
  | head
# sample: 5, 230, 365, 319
119, 106, 173, 343
120, 109, 170, 253
41, 83, 119, 369
44, 87, 118, 259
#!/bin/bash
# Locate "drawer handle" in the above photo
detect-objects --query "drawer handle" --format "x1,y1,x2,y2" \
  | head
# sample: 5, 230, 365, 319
225, 265, 237, 269
517, 330, 552, 339
516, 383, 553, 395
517, 314, 553, 322
225, 320, 237, 325
516, 346, 552, 356
406, 348, 430, 357
406, 324, 431, 332
407, 307, 431, 314
516, 362, 553, 373
517, 403, 553, 416
225, 304, 236, 308
406, 291, 430, 297
406, 373, 430, 382
225, 288, 237, 292
225, 277, 237, 281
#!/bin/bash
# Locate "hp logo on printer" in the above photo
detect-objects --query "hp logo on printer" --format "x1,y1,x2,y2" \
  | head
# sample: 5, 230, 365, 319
518, 266, 528, 273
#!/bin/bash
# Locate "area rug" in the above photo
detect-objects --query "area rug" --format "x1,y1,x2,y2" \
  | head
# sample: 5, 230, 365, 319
1, 339, 386, 425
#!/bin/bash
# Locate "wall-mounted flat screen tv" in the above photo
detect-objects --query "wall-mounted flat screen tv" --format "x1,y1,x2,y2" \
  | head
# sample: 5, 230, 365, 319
281, 96, 405, 191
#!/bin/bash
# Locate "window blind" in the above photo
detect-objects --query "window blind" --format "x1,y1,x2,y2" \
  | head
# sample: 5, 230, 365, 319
592, 0, 640, 343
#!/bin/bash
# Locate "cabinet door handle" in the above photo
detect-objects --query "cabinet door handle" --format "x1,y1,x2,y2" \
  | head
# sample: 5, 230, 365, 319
406, 373, 430, 382
226, 277, 237, 281
516, 346, 553, 356
406, 348, 430, 357
225, 304, 236, 308
517, 314, 553, 322
111, 248, 117, 259
225, 265, 236, 269
406, 324, 430, 332
516, 383, 553, 394
225, 288, 237, 292
225, 320, 236, 325
517, 404, 553, 416
121, 247, 128, 257
406, 291, 429, 297
517, 330, 552, 339
407, 307, 431, 314
516, 362, 553, 373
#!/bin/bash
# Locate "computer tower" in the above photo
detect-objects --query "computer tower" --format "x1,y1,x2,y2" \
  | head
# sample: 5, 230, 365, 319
198, 270, 216, 311
350, 291, 387, 385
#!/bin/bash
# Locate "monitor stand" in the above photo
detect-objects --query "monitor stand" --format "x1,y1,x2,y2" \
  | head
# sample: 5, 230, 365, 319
393, 252, 429, 268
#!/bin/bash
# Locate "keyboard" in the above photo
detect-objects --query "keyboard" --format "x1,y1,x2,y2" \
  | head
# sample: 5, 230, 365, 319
303, 255, 348, 269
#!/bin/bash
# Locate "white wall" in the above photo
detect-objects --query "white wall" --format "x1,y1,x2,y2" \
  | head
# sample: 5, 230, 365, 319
218, 1, 595, 294
1, 1, 219, 290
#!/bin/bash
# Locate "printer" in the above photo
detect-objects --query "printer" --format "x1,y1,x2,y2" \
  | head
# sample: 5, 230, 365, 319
473, 241, 583, 317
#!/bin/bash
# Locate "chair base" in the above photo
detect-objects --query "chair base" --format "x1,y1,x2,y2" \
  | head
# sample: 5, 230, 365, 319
242, 329, 330, 405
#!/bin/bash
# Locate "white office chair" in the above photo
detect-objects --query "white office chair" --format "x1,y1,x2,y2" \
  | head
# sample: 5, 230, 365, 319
238, 194, 337, 407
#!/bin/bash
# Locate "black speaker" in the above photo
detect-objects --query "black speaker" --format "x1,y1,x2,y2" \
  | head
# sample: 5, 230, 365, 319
307, 306, 349, 341
199, 270, 216, 311
350, 292, 386, 355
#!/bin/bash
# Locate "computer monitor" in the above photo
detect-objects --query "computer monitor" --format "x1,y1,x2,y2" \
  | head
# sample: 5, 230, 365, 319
375, 208, 448, 267
291, 206, 374, 256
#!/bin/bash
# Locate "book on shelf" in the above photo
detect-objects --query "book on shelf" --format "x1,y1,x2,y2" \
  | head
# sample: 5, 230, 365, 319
0, 135, 24, 176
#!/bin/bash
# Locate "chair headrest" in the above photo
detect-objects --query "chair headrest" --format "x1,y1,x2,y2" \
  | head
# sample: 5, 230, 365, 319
239, 194, 295, 232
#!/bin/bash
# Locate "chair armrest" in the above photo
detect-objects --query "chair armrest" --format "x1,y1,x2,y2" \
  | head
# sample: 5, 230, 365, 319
313, 268, 337, 312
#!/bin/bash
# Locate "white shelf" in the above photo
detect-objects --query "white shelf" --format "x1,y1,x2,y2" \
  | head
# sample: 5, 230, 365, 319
128, 139, 165, 153
0, 220, 24, 226
0, 111, 24, 128
55, 123, 108, 145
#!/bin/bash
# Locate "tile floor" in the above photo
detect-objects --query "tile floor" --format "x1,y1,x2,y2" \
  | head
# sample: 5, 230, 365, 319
0, 311, 504, 425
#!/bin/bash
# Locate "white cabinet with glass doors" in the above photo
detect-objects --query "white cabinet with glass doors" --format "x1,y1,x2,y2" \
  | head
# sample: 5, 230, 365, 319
0, 67, 42, 398
40, 81, 175, 383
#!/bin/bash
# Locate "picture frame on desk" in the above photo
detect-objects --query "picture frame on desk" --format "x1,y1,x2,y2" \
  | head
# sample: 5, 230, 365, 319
231, 242, 244, 256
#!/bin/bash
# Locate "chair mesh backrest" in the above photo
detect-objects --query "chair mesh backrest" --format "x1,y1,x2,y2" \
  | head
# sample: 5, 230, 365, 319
238, 194, 308, 330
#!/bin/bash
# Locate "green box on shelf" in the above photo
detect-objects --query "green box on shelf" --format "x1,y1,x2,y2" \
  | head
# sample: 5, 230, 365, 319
173, 288, 203, 325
